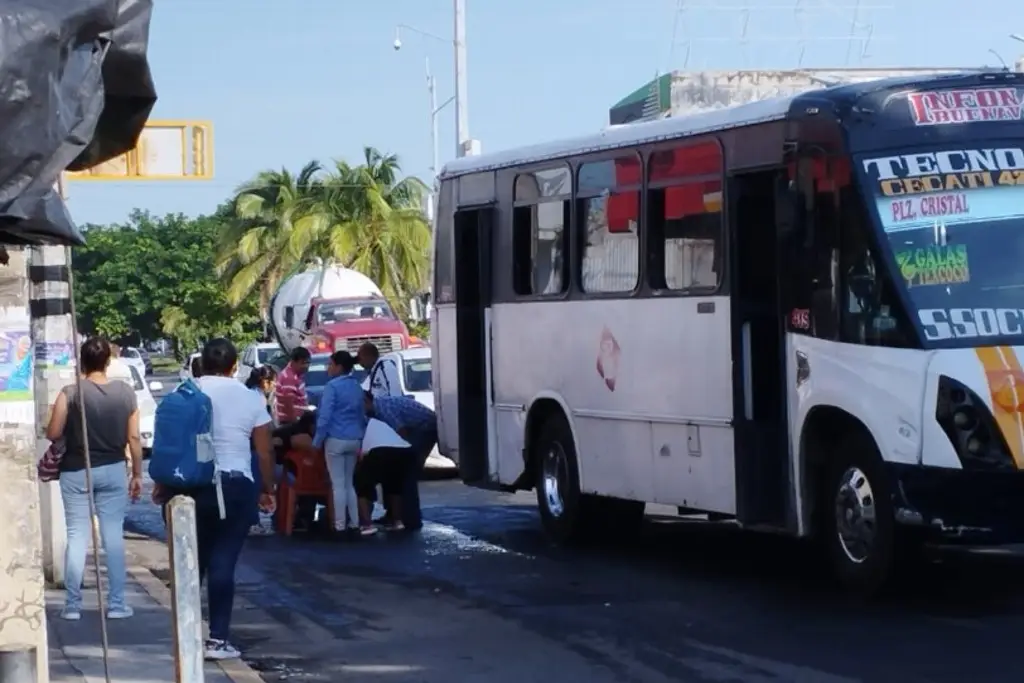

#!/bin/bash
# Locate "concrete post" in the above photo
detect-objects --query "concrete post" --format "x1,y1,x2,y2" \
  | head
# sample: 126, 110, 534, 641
168, 496, 204, 683
0, 247, 49, 682
30, 245, 76, 587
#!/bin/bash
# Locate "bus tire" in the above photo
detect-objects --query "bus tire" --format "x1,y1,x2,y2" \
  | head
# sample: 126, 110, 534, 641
821, 431, 896, 596
533, 413, 586, 544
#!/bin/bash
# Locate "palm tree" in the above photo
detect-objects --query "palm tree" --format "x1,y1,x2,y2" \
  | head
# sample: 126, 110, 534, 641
218, 148, 431, 319
216, 161, 325, 316
278, 147, 431, 314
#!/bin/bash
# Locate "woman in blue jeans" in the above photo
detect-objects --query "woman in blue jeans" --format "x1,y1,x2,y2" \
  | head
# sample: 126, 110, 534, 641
46, 337, 143, 621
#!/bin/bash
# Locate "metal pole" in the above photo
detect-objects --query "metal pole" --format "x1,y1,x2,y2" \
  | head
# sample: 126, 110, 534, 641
453, 0, 469, 156
0, 646, 36, 683
427, 58, 439, 178
168, 496, 204, 683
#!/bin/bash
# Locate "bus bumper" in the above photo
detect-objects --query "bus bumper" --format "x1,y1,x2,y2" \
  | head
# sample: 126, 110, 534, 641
887, 463, 1024, 545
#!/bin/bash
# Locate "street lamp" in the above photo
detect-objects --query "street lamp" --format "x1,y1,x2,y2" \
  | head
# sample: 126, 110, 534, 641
394, 25, 456, 177
393, 0, 472, 160
1011, 34, 1024, 71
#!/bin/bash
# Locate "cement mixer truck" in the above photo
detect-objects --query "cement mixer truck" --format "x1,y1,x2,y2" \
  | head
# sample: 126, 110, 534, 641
268, 266, 411, 355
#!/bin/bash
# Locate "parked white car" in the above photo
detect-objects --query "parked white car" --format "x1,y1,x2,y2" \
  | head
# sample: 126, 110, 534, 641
179, 352, 202, 382
108, 362, 162, 456
234, 342, 281, 382
120, 347, 147, 378
378, 347, 454, 471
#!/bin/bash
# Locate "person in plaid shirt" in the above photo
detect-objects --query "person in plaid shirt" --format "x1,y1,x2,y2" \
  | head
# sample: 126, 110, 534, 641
274, 347, 311, 424
363, 392, 438, 530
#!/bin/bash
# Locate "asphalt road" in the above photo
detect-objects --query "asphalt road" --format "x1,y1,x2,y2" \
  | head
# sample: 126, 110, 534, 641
132, 374, 1024, 683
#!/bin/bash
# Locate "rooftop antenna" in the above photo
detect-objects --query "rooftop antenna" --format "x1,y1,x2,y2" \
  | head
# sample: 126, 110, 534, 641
988, 48, 1008, 69
666, 0, 892, 70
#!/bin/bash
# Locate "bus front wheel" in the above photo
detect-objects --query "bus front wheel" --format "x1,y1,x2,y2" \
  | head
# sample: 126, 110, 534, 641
821, 432, 897, 596
534, 413, 585, 544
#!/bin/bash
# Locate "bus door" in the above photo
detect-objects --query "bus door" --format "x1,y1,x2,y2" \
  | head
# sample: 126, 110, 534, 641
730, 165, 792, 530
453, 205, 495, 485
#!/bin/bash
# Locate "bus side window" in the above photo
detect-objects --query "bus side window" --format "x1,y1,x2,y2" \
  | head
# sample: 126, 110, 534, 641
434, 180, 455, 304
513, 167, 571, 296
647, 143, 722, 292
578, 155, 641, 294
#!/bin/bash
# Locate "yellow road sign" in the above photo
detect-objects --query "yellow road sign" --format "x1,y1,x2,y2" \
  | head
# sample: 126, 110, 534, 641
65, 119, 213, 181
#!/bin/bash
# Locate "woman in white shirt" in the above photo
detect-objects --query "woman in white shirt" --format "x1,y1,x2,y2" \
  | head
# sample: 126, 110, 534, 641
154, 338, 276, 662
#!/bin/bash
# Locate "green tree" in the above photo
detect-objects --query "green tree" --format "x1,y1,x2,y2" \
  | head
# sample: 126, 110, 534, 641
73, 210, 264, 355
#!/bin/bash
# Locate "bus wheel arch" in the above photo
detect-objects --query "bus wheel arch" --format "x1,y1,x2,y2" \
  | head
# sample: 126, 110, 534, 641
523, 394, 580, 486
800, 405, 896, 594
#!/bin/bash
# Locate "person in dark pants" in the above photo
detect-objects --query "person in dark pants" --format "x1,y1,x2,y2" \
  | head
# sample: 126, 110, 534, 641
153, 338, 275, 661
363, 392, 437, 531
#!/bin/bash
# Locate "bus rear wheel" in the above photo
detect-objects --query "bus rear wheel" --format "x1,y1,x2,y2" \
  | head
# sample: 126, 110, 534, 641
821, 432, 896, 596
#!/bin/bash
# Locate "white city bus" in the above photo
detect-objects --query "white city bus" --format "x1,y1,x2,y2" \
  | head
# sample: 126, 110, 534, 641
431, 71, 1024, 592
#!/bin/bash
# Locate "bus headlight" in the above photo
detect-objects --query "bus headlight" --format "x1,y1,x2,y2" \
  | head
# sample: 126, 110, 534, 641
936, 375, 1016, 472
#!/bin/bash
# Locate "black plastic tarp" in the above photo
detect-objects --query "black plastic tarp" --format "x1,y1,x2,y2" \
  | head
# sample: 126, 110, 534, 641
0, 0, 156, 246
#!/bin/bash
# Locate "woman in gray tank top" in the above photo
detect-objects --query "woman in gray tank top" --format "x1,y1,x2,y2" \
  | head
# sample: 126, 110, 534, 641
45, 337, 143, 621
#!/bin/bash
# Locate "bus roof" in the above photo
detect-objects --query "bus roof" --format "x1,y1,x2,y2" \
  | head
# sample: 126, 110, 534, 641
439, 95, 793, 179
439, 70, 1006, 180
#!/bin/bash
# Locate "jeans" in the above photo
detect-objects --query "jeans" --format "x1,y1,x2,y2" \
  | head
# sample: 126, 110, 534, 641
60, 462, 129, 611
324, 438, 361, 529
401, 427, 438, 530
191, 472, 255, 642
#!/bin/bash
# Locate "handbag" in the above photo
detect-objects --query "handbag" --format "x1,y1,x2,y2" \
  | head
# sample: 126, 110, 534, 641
37, 438, 66, 482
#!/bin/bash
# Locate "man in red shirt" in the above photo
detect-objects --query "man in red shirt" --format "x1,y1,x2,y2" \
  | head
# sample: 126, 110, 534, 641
274, 347, 311, 424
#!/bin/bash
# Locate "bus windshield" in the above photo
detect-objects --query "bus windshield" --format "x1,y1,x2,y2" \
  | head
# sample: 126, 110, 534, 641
860, 144, 1024, 346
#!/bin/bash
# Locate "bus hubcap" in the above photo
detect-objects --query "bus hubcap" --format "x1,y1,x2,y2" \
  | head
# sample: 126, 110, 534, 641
834, 466, 876, 564
542, 443, 568, 517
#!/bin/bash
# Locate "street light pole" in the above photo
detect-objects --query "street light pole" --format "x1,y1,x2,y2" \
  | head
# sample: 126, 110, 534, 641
1010, 34, 1024, 71
453, 0, 470, 157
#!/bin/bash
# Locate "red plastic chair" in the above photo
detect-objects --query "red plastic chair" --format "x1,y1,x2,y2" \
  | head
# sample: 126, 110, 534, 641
275, 449, 333, 536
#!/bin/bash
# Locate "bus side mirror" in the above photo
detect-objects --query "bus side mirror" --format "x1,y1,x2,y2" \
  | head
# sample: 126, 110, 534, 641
283, 306, 294, 329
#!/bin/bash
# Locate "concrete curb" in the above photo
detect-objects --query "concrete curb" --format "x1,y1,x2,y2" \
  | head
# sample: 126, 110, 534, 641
126, 554, 264, 683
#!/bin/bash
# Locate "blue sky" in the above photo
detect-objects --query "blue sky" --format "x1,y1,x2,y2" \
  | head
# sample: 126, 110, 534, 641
68, 0, 1024, 225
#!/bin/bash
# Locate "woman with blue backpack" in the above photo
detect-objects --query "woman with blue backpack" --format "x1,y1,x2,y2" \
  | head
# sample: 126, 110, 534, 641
150, 338, 277, 661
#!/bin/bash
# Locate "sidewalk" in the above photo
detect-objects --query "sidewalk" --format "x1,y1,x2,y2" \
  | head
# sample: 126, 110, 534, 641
47, 554, 262, 683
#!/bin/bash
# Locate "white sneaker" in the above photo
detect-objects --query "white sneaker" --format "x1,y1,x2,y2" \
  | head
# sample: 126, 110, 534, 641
107, 606, 134, 619
59, 607, 81, 621
204, 639, 241, 660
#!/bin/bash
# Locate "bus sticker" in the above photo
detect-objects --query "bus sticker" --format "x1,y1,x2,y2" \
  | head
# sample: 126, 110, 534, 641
906, 88, 1024, 126
895, 244, 970, 288
918, 307, 1024, 341
596, 326, 621, 392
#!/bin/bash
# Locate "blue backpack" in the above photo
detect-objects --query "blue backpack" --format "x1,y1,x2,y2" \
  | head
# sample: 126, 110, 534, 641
149, 379, 216, 488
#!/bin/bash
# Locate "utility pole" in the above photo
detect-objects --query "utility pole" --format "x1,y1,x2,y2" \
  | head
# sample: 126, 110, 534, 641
0, 244, 48, 681
31, 177, 77, 589
34, 176, 76, 588
453, 0, 470, 156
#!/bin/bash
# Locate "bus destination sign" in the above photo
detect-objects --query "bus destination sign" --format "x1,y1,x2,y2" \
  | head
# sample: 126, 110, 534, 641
863, 148, 1024, 231
907, 87, 1024, 126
